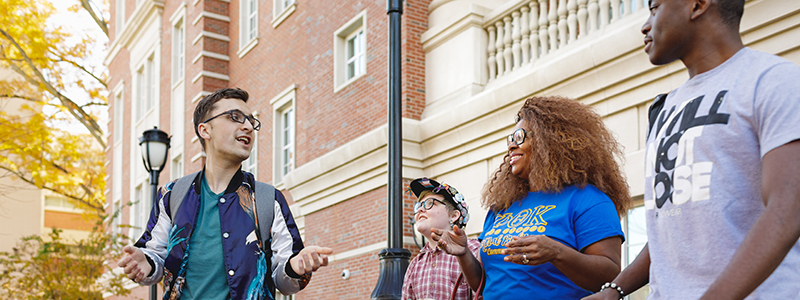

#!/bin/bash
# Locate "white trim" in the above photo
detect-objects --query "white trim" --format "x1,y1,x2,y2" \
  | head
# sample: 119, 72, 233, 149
269, 84, 298, 105
192, 51, 231, 64
271, 85, 297, 184
168, 2, 187, 25
271, 2, 296, 28
104, 0, 165, 65
192, 11, 231, 25
191, 151, 206, 162
192, 0, 200, 5
191, 70, 230, 83
333, 10, 368, 92
237, 37, 259, 58
190, 91, 212, 103
192, 31, 231, 45
191, 135, 199, 143
329, 238, 417, 262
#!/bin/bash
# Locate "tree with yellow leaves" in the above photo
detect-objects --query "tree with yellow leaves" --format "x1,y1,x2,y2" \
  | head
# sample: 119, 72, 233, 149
0, 0, 131, 298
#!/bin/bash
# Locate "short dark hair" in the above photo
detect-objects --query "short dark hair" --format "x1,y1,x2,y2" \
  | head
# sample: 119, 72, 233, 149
193, 87, 249, 150
717, 0, 744, 27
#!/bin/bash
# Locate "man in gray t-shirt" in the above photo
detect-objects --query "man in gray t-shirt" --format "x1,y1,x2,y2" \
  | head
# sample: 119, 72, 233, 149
585, 0, 800, 300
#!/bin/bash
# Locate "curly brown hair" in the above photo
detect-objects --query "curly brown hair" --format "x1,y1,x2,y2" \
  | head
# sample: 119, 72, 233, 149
481, 96, 632, 217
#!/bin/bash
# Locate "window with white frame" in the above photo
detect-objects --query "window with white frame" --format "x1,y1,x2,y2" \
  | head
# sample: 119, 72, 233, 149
346, 30, 365, 80
172, 19, 185, 85
271, 85, 296, 183
114, 90, 124, 144
239, 0, 258, 56
115, 0, 125, 36
130, 184, 149, 240
272, 0, 296, 28
171, 154, 184, 180
279, 107, 294, 180
135, 54, 156, 122
112, 197, 122, 235
622, 204, 650, 300
333, 11, 367, 91
44, 196, 76, 211
242, 131, 258, 179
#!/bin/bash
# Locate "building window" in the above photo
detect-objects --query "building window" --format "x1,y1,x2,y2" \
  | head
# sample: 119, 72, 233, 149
171, 154, 184, 180
280, 108, 294, 179
135, 54, 156, 122
114, 90, 124, 144
242, 131, 258, 179
346, 30, 365, 80
622, 205, 650, 299
131, 184, 149, 239
172, 19, 185, 85
272, 0, 296, 28
333, 11, 367, 92
44, 196, 76, 210
238, 0, 259, 57
115, 0, 125, 36
270, 85, 296, 183
112, 198, 122, 235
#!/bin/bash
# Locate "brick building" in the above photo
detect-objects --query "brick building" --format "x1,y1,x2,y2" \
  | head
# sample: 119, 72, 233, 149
104, 0, 800, 299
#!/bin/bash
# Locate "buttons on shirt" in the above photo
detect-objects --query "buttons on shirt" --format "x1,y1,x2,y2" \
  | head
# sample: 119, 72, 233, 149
223, 232, 229, 238
228, 270, 235, 276
219, 197, 226, 204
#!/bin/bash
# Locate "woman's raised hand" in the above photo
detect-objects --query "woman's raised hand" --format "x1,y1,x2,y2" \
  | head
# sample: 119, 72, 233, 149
430, 225, 469, 257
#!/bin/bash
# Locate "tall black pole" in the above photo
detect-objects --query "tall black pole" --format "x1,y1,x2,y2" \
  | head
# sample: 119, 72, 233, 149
149, 170, 159, 300
371, 0, 411, 299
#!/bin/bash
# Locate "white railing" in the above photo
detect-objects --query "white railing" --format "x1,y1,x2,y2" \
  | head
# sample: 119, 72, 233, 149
485, 0, 647, 80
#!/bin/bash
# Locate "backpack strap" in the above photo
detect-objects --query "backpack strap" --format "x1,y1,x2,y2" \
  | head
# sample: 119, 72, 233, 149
254, 181, 276, 251
170, 171, 200, 221
647, 93, 668, 138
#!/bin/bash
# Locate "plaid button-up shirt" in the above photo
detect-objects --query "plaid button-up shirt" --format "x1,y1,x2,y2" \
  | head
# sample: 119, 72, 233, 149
402, 239, 481, 300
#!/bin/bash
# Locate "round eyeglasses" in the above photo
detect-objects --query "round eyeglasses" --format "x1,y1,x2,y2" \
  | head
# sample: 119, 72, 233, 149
203, 109, 261, 131
507, 128, 533, 146
414, 197, 447, 214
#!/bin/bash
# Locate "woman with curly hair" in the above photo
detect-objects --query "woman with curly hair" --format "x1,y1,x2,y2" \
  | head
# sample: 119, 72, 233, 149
432, 96, 632, 299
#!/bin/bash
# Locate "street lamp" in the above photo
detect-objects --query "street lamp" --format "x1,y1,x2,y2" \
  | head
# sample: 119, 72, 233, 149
371, 0, 411, 299
138, 126, 170, 300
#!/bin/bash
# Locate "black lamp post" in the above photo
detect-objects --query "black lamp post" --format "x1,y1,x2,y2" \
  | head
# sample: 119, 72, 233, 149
138, 126, 170, 300
371, 0, 411, 299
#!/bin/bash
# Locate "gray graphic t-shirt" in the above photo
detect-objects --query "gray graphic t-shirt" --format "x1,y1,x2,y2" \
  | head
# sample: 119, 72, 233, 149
643, 48, 800, 299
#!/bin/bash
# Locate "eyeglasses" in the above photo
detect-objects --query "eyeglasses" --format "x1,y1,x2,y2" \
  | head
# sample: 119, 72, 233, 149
203, 109, 261, 131
414, 197, 447, 214
507, 128, 533, 146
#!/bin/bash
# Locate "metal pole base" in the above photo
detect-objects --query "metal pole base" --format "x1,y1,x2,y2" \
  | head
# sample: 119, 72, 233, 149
370, 248, 412, 300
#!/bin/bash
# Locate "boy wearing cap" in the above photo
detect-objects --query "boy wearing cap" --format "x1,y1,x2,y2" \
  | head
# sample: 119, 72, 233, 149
402, 178, 480, 300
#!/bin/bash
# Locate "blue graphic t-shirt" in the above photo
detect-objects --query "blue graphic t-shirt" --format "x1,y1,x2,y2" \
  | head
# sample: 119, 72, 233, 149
478, 184, 623, 299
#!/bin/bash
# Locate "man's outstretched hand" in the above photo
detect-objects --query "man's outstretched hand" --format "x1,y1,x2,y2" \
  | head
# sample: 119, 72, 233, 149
117, 245, 152, 284
290, 246, 333, 276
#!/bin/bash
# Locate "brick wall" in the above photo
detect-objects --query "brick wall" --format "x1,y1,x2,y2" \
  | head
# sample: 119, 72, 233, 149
402, 0, 431, 120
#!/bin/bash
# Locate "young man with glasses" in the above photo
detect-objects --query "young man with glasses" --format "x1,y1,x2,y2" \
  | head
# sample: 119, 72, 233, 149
118, 88, 333, 299
402, 178, 479, 300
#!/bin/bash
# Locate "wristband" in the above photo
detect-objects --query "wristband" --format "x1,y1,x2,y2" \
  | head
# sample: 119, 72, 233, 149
599, 282, 624, 299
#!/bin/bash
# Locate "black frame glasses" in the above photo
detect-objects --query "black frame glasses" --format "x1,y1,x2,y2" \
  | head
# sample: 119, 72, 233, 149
507, 128, 533, 146
203, 109, 261, 131
414, 197, 447, 214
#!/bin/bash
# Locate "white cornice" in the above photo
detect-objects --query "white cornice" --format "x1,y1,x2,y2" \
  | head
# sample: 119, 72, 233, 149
192, 51, 230, 64
192, 31, 231, 45
192, 11, 231, 26
104, 0, 165, 65
191, 71, 230, 83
